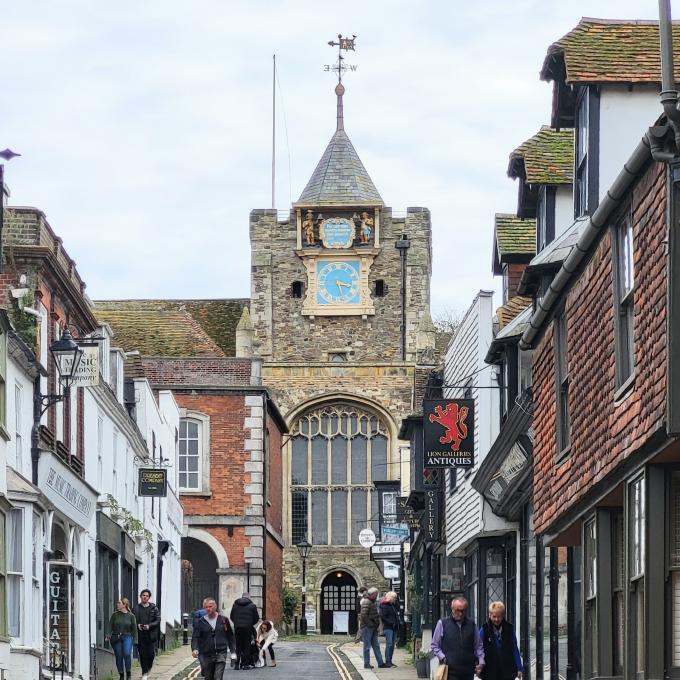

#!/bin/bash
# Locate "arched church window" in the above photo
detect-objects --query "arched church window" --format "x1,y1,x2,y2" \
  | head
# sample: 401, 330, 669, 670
290, 403, 390, 546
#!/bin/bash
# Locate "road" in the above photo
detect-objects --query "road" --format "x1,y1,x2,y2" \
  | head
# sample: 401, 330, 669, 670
179, 641, 354, 680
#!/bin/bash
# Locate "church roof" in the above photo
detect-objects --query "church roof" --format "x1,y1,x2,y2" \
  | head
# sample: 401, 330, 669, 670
94, 298, 249, 357
296, 129, 383, 207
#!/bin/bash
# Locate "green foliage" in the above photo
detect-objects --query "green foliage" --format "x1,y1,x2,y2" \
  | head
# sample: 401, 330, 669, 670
106, 494, 154, 552
282, 585, 298, 625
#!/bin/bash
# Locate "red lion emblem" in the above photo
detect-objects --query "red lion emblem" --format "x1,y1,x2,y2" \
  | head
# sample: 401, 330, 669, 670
428, 403, 469, 451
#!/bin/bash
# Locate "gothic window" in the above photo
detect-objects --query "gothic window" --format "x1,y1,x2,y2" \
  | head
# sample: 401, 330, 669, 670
290, 403, 390, 546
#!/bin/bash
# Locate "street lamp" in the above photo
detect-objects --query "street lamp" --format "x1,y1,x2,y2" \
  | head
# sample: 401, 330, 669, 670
296, 539, 312, 634
31, 328, 85, 484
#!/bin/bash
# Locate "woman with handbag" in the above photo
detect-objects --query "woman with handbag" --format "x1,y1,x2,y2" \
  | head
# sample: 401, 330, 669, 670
106, 598, 138, 680
379, 591, 400, 668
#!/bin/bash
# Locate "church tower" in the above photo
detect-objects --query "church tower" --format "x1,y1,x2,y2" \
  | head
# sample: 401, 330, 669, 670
249, 46, 434, 633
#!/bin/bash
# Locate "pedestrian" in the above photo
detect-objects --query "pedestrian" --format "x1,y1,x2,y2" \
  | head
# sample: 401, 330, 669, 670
106, 597, 138, 680
133, 589, 161, 680
360, 587, 387, 670
256, 619, 279, 667
479, 602, 523, 680
354, 586, 368, 643
379, 590, 400, 668
431, 596, 485, 680
191, 597, 235, 680
230, 592, 260, 670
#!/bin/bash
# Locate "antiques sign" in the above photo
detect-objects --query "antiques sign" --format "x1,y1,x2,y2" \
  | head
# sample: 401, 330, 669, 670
138, 468, 167, 497
424, 399, 475, 467
421, 488, 439, 542
48, 563, 71, 671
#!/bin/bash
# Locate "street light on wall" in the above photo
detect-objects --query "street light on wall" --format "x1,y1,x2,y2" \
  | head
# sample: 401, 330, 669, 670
296, 539, 312, 635
31, 328, 85, 484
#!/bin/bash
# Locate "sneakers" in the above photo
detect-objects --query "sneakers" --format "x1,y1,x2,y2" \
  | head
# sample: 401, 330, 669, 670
364, 664, 374, 669
142, 675, 149, 680
378, 663, 389, 668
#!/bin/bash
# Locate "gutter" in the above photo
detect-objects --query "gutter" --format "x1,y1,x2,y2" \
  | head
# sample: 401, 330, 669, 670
519, 132, 656, 350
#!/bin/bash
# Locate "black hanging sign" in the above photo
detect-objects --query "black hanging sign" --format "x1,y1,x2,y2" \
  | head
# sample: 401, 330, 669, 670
420, 488, 439, 542
396, 495, 420, 529
424, 399, 475, 467
138, 468, 167, 497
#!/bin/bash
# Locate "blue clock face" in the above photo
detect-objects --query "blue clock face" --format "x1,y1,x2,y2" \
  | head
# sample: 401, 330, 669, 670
316, 260, 361, 305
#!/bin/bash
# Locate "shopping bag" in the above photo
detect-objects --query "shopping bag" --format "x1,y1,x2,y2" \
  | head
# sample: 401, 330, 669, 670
435, 663, 448, 680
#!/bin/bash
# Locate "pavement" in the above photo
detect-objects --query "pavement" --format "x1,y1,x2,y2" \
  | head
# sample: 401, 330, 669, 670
339, 641, 416, 680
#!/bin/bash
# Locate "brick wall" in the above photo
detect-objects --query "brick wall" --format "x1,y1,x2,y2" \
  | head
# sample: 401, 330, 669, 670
507, 263, 526, 299
266, 413, 283, 534
265, 535, 283, 624
532, 160, 668, 535
141, 357, 252, 386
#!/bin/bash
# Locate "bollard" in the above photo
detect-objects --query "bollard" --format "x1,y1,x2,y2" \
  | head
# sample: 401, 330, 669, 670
183, 613, 189, 645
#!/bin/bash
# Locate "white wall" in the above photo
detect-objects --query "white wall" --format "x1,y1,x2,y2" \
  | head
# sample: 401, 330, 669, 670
554, 185, 573, 240
599, 85, 659, 201
443, 290, 501, 555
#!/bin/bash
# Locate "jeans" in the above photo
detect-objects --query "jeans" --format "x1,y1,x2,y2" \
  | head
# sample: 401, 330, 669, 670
383, 627, 395, 665
198, 651, 227, 680
362, 626, 384, 667
137, 632, 156, 673
112, 634, 133, 674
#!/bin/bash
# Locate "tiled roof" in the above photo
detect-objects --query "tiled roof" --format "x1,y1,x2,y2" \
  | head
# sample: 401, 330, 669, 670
94, 299, 249, 358
508, 127, 574, 185
542, 18, 680, 84
495, 214, 536, 258
297, 129, 383, 206
496, 296, 532, 330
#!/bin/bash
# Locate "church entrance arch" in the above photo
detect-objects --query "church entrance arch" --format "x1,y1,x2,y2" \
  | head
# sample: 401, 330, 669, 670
320, 570, 358, 634
181, 537, 219, 615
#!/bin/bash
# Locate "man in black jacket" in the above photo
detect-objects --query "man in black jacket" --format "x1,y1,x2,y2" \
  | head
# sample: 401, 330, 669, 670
230, 593, 260, 669
133, 589, 161, 680
191, 598, 235, 680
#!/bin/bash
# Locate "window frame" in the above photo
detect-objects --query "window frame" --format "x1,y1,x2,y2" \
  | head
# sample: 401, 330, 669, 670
612, 210, 635, 392
7, 507, 23, 640
178, 411, 211, 494
554, 308, 571, 460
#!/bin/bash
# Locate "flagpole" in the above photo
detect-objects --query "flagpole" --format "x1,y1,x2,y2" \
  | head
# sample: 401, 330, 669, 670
271, 53, 276, 210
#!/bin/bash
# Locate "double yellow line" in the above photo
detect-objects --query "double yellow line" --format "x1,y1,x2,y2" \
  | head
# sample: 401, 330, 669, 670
184, 662, 202, 680
327, 644, 354, 680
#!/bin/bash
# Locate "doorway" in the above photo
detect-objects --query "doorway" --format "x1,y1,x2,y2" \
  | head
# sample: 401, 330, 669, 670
181, 537, 219, 615
320, 570, 358, 634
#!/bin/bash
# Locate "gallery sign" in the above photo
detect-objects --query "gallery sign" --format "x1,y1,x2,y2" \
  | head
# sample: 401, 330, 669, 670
138, 468, 167, 497
424, 399, 475, 467
420, 488, 440, 542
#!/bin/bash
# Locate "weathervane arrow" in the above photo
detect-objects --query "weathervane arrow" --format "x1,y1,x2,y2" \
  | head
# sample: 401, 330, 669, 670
0, 149, 20, 161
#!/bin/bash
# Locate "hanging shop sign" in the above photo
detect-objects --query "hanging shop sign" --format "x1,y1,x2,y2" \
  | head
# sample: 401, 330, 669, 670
396, 496, 420, 529
47, 563, 72, 672
424, 399, 475, 467
420, 488, 439, 542
358, 528, 377, 548
138, 468, 168, 497
69, 344, 100, 387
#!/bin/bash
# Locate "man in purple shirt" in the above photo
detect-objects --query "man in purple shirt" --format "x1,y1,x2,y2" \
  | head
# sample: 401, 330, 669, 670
431, 597, 485, 680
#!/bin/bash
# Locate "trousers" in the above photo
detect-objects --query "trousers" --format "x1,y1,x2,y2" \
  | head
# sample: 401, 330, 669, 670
112, 634, 133, 674
198, 651, 227, 680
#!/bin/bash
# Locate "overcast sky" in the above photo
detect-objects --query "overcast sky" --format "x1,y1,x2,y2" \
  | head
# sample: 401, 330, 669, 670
1, 0, 660, 318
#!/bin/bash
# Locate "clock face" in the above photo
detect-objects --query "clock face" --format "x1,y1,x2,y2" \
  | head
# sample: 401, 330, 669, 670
316, 260, 361, 305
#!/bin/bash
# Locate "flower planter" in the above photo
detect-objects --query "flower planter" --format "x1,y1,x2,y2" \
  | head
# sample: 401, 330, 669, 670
416, 657, 429, 678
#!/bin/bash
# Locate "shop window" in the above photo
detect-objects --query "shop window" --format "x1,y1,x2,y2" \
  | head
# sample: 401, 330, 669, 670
466, 551, 478, 622
629, 476, 645, 677
669, 471, 680, 670
0, 330, 7, 430
613, 213, 635, 389
7, 508, 22, 638
290, 403, 389, 545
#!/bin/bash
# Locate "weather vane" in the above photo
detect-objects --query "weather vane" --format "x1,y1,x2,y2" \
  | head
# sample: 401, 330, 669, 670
324, 34, 357, 83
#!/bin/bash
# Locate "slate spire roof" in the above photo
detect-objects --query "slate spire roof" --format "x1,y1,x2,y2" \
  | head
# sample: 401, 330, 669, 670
296, 84, 382, 207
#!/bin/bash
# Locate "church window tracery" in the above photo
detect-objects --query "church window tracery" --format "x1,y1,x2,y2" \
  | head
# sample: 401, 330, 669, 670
290, 403, 389, 546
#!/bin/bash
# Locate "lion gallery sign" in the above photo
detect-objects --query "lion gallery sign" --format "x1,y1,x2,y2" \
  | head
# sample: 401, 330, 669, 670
424, 399, 475, 467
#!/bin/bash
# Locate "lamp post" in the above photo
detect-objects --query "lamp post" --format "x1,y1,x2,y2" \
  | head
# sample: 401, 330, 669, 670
296, 539, 312, 634
31, 328, 84, 484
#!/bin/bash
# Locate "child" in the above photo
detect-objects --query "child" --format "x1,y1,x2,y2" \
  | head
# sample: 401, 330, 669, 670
256, 620, 279, 667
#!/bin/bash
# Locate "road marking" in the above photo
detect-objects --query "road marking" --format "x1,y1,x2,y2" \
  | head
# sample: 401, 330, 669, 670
327, 644, 353, 680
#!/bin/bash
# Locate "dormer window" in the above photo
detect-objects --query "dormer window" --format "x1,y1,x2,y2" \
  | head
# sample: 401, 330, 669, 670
536, 187, 555, 253
575, 88, 592, 217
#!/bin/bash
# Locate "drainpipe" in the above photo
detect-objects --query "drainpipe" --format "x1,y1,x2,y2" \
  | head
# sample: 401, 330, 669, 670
395, 235, 410, 361
31, 374, 41, 485
658, 0, 680, 149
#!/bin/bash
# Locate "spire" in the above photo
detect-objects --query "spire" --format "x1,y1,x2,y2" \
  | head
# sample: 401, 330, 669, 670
336, 83, 345, 132
296, 34, 382, 207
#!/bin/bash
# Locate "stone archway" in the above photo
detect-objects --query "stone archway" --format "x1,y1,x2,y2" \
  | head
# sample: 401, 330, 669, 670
319, 570, 358, 635
181, 537, 219, 615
